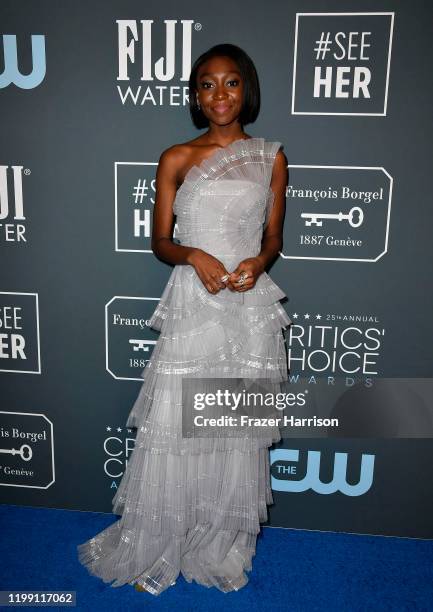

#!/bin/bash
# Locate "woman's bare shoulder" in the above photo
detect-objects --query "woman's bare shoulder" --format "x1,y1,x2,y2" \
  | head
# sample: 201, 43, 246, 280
158, 138, 207, 183
159, 138, 204, 163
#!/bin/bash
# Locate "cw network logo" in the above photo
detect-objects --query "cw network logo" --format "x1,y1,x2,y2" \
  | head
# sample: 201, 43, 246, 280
0, 34, 46, 89
270, 448, 375, 496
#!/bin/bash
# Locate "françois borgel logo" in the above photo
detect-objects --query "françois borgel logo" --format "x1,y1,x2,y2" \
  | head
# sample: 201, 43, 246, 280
116, 19, 197, 106
282, 166, 392, 261
0, 34, 46, 89
0, 292, 41, 374
292, 12, 394, 115
105, 296, 159, 380
0, 412, 54, 489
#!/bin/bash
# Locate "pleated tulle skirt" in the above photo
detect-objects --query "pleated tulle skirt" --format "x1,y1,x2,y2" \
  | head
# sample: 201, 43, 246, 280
77, 265, 292, 595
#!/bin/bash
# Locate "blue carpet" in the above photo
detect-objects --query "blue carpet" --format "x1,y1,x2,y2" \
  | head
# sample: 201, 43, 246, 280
0, 504, 432, 611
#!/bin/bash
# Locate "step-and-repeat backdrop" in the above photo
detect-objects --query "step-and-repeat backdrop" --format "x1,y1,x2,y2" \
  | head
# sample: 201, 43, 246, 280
1, 2, 433, 539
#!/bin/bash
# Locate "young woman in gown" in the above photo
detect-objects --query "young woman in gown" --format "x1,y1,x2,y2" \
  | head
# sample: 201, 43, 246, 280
77, 42, 292, 595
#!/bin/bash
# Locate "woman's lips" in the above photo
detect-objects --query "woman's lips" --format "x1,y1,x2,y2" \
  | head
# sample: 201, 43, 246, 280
213, 104, 231, 114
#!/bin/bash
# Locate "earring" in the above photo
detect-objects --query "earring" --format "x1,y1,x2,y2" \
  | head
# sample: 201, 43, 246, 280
196, 97, 201, 109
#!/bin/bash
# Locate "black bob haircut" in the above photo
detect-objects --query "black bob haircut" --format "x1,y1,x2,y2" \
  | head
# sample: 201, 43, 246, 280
188, 43, 261, 129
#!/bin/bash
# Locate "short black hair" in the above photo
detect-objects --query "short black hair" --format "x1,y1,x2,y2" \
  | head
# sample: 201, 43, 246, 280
188, 43, 261, 129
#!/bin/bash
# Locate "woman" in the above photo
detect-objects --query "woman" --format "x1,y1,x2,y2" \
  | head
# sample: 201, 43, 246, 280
78, 42, 291, 595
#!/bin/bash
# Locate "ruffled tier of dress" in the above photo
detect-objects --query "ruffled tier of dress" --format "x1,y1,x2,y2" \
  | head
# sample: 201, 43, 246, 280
123, 264, 292, 455
78, 442, 272, 592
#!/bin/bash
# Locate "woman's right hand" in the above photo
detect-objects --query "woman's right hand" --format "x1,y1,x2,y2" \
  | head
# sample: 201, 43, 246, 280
187, 249, 231, 294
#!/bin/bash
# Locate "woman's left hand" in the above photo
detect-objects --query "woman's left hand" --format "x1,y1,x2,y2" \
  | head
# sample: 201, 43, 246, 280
227, 257, 265, 292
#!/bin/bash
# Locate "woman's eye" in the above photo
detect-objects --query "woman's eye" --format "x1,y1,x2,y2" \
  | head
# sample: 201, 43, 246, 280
199, 79, 239, 89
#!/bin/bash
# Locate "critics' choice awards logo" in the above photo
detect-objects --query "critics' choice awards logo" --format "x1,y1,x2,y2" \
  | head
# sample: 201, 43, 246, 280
286, 312, 384, 378
292, 12, 394, 115
116, 19, 199, 106
0, 412, 55, 489
105, 296, 159, 380
0, 34, 46, 89
0, 165, 31, 244
104, 425, 136, 488
270, 448, 375, 496
282, 166, 392, 261
0, 292, 41, 374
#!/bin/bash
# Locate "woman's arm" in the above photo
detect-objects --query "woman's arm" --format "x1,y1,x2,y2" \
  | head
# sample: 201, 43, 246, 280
151, 146, 198, 265
150, 146, 231, 294
254, 149, 288, 272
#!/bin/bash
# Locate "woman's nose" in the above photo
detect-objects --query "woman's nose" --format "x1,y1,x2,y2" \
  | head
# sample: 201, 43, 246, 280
213, 87, 228, 99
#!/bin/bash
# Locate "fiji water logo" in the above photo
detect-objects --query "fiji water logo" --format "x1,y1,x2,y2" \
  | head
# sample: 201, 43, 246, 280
0, 166, 26, 218
271, 448, 375, 496
116, 20, 197, 106
117, 19, 194, 82
0, 35, 46, 89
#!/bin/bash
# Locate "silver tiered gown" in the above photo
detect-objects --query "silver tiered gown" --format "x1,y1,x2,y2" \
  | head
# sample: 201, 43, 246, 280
77, 137, 292, 594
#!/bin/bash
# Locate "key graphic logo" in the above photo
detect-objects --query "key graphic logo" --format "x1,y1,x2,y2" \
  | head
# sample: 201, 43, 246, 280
301, 206, 364, 228
105, 296, 160, 380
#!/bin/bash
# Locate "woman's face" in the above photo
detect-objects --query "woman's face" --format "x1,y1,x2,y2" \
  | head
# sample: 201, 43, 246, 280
195, 55, 244, 126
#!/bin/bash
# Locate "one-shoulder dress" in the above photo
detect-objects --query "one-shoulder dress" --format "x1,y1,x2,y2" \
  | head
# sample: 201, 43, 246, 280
77, 137, 292, 595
